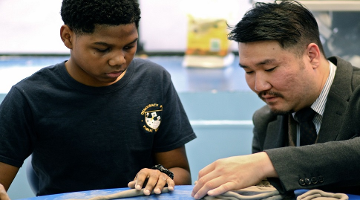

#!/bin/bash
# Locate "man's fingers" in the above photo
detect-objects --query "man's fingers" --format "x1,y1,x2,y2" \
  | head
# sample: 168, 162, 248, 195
207, 181, 236, 196
192, 174, 237, 199
192, 175, 223, 199
197, 162, 215, 180
192, 166, 221, 198
192, 180, 216, 199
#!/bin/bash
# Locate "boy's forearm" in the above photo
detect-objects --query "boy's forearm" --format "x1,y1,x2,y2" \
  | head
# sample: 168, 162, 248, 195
169, 167, 192, 185
0, 162, 19, 191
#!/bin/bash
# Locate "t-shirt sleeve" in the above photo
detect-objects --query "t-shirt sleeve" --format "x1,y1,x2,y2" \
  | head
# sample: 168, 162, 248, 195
0, 86, 35, 167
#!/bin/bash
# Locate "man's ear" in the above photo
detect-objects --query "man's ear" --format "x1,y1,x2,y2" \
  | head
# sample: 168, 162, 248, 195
60, 25, 74, 49
306, 43, 321, 69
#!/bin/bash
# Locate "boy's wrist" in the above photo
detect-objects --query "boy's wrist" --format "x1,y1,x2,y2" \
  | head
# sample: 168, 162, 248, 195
151, 164, 174, 179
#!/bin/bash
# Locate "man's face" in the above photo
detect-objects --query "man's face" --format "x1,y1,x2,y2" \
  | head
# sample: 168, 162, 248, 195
65, 23, 138, 87
239, 41, 317, 114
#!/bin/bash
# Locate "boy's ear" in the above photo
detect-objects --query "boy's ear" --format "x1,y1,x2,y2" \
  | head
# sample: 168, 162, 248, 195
60, 25, 74, 49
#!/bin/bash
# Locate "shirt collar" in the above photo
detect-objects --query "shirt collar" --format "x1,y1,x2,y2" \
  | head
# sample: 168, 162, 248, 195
310, 61, 337, 116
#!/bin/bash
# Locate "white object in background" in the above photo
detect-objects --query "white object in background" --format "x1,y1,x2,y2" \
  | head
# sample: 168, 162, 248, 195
183, 53, 235, 68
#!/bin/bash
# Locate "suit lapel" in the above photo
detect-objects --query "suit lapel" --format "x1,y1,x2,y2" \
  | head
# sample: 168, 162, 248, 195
317, 94, 347, 142
318, 57, 353, 142
263, 115, 287, 149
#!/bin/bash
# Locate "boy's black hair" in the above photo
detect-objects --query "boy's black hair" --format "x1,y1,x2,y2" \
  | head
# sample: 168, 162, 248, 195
61, 0, 141, 34
228, 0, 325, 57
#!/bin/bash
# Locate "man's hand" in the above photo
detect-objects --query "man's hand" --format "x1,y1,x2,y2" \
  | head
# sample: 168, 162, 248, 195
128, 168, 175, 195
191, 152, 277, 199
0, 184, 10, 200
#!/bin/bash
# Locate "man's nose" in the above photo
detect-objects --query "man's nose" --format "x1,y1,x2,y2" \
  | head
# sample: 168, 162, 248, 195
254, 73, 271, 92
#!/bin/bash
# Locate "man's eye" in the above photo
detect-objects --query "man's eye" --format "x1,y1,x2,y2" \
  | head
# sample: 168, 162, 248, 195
245, 71, 254, 74
265, 67, 276, 72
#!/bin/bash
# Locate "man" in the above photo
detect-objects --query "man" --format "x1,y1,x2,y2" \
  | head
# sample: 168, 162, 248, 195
0, 0, 196, 198
192, 0, 360, 199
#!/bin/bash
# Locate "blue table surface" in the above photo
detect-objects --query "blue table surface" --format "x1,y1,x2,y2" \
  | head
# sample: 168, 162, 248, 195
18, 185, 360, 200
19, 185, 194, 200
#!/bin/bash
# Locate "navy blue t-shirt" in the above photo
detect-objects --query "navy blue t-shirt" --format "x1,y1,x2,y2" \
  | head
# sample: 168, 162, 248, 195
0, 58, 196, 195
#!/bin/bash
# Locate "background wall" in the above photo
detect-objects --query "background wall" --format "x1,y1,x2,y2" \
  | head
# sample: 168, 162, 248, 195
0, 0, 64, 54
0, 0, 252, 54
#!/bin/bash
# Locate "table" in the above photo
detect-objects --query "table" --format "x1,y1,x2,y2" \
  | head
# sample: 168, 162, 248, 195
19, 185, 360, 200
19, 185, 194, 200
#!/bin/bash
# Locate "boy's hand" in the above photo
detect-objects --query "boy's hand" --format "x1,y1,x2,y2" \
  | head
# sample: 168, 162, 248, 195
128, 168, 175, 195
0, 184, 10, 200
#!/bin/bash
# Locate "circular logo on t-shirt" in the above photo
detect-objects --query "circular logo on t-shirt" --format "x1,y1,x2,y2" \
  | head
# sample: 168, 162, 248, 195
141, 104, 163, 132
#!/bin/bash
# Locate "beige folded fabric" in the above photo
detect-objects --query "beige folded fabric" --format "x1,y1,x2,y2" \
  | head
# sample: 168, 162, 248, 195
67, 187, 169, 200
204, 184, 283, 200
66, 185, 349, 200
297, 189, 348, 200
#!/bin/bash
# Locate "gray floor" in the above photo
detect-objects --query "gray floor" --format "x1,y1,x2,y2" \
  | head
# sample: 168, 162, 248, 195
0, 55, 265, 199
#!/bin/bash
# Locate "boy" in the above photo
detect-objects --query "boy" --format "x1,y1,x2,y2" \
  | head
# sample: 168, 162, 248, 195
0, 0, 196, 197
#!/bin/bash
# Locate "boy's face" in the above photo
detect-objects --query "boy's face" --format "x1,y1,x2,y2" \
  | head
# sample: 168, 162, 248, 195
62, 23, 138, 87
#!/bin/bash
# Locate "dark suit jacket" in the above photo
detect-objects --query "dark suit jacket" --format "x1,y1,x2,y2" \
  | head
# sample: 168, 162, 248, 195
252, 56, 360, 194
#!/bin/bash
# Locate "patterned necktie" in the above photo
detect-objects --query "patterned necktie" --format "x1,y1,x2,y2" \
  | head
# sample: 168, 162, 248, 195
294, 107, 317, 146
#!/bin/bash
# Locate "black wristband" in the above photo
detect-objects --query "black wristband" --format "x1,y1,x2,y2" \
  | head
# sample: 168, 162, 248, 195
151, 164, 174, 180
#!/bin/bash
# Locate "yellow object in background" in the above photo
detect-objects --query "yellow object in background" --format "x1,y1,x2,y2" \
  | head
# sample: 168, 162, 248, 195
186, 15, 230, 56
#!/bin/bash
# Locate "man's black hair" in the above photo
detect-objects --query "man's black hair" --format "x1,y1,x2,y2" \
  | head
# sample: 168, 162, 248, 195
228, 0, 325, 56
61, 0, 141, 34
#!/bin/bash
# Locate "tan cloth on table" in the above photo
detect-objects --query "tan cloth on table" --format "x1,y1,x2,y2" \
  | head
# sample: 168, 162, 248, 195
67, 187, 170, 200
297, 189, 348, 200
204, 187, 349, 200
204, 184, 283, 200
